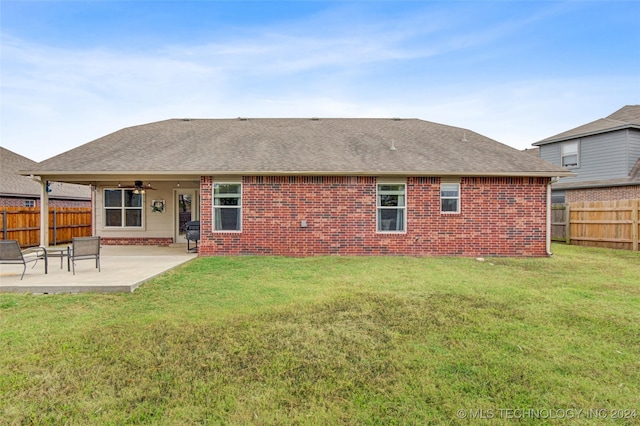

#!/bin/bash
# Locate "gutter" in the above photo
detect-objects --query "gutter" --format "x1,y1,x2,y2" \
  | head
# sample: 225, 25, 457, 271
552, 180, 639, 190
19, 170, 576, 179
546, 176, 560, 256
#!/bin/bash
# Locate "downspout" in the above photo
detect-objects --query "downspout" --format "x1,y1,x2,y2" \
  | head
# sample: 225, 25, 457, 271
30, 175, 49, 247
546, 177, 560, 256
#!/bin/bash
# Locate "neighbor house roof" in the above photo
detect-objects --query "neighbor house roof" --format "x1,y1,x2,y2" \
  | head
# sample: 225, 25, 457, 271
1, 147, 91, 200
533, 105, 640, 146
22, 118, 571, 182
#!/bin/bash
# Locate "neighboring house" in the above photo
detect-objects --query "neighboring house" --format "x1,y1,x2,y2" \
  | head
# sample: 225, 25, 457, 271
21, 118, 570, 257
532, 105, 640, 203
0, 147, 91, 208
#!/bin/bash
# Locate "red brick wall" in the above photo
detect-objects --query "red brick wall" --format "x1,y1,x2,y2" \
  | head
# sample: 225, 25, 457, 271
198, 176, 550, 257
566, 185, 640, 203
49, 199, 91, 208
100, 237, 173, 247
0, 197, 91, 208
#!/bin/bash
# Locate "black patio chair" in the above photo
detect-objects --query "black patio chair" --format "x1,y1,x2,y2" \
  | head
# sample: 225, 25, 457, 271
67, 236, 101, 275
0, 240, 48, 280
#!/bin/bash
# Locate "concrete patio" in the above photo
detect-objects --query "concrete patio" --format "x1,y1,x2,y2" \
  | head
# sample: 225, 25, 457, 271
0, 244, 197, 294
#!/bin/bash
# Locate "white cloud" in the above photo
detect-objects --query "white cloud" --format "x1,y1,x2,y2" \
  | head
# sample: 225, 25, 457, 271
1, 2, 638, 160
415, 76, 638, 148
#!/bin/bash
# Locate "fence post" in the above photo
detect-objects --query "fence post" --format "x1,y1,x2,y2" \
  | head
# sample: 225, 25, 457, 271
2, 210, 6, 240
632, 199, 638, 252
565, 203, 571, 245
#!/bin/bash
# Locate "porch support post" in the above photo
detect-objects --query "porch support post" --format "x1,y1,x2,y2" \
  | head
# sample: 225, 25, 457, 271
40, 178, 49, 247
91, 184, 97, 237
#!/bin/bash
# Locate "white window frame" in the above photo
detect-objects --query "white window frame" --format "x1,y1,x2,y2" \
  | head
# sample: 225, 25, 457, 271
24, 200, 36, 207
376, 182, 406, 233
103, 188, 144, 228
213, 182, 242, 232
561, 141, 579, 168
441, 183, 460, 214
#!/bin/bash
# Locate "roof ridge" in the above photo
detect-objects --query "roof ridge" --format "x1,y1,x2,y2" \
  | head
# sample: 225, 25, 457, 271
601, 117, 631, 126
605, 105, 640, 124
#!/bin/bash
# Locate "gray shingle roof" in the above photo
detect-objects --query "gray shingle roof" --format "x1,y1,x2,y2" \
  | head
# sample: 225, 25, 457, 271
1, 147, 91, 199
23, 118, 569, 178
533, 105, 640, 145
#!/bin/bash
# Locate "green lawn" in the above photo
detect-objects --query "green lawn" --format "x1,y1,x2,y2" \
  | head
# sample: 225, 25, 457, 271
1, 244, 639, 425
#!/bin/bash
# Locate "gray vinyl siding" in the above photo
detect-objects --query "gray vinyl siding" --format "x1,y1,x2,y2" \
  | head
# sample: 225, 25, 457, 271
628, 129, 640, 173
539, 143, 560, 165
546, 130, 631, 184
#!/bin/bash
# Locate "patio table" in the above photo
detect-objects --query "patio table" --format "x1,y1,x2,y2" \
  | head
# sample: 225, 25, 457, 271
46, 247, 69, 271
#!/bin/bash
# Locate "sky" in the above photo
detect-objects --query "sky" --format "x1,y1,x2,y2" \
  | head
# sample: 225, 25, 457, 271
1, 1, 639, 162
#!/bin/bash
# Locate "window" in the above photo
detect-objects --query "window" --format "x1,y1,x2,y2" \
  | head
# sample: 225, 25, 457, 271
377, 183, 405, 232
561, 141, 579, 168
551, 191, 566, 204
104, 189, 143, 227
214, 183, 241, 231
441, 183, 460, 213
24, 200, 36, 207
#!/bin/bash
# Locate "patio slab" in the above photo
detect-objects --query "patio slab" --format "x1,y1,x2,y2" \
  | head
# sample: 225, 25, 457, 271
0, 244, 197, 294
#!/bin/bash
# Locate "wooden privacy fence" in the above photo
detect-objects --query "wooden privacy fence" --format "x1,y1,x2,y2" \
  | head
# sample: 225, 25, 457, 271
552, 199, 639, 251
551, 204, 570, 243
0, 207, 92, 248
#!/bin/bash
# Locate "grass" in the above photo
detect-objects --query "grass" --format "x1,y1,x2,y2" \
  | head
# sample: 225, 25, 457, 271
1, 243, 639, 425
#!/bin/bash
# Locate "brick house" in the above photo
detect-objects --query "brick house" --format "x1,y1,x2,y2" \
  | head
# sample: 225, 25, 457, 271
1, 147, 91, 208
20, 118, 571, 256
533, 105, 640, 203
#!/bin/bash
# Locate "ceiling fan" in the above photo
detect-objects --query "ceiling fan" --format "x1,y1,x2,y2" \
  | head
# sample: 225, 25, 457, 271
118, 180, 157, 194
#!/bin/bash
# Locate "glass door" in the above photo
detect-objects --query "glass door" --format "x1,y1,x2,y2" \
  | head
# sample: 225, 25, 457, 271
175, 189, 198, 243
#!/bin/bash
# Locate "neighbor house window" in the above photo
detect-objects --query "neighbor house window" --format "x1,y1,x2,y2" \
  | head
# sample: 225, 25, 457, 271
24, 200, 36, 207
214, 183, 241, 231
104, 189, 143, 227
441, 183, 460, 213
377, 183, 406, 232
561, 141, 579, 168
551, 191, 566, 204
